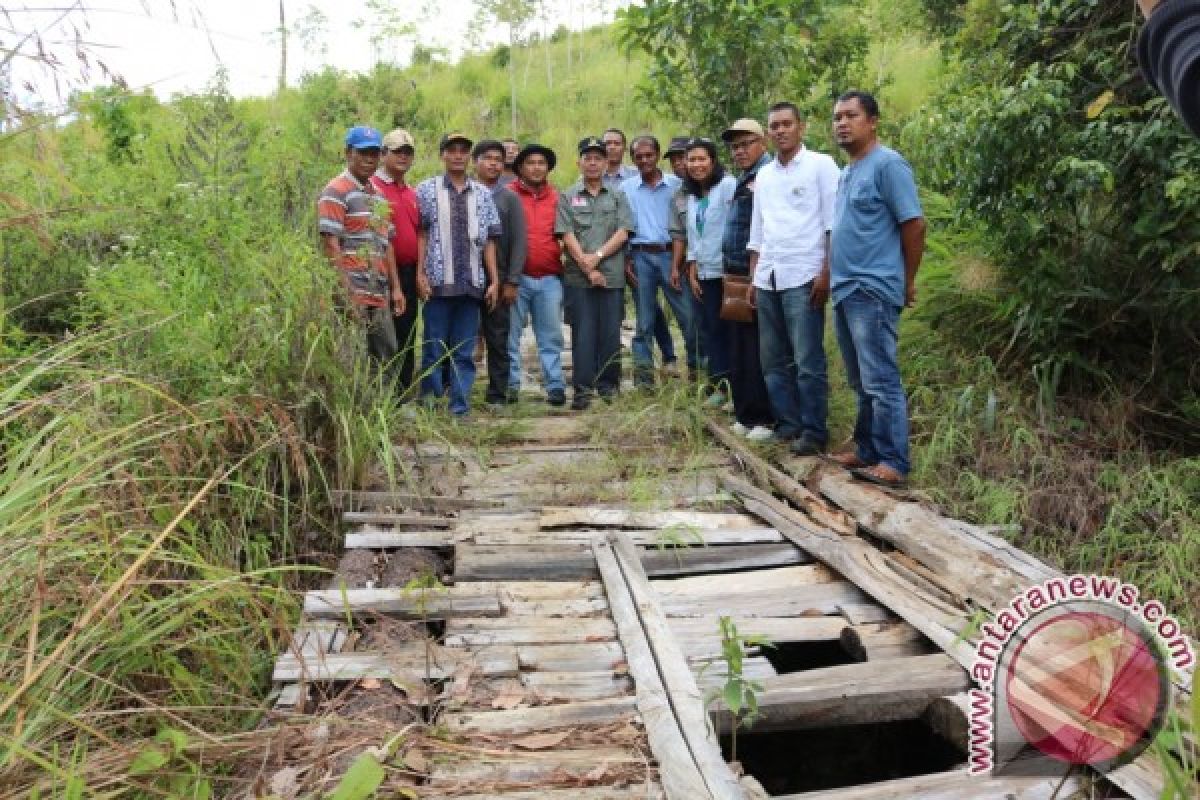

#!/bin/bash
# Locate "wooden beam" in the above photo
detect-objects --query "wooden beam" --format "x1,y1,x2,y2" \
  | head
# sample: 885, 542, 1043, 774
592, 537, 715, 800
839, 622, 933, 662
541, 507, 760, 530
771, 767, 1083, 799
607, 533, 745, 800
709, 654, 969, 734
332, 489, 499, 512
442, 696, 639, 734
303, 586, 502, 619
341, 511, 453, 528
272, 646, 518, 683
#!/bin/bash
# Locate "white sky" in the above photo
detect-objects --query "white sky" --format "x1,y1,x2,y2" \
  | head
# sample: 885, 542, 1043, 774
3, 0, 623, 106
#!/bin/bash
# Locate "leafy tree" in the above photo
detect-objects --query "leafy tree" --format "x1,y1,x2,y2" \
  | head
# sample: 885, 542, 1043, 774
908, 0, 1200, 424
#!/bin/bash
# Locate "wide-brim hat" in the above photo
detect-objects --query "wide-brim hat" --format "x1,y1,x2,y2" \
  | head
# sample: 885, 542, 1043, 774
513, 143, 557, 172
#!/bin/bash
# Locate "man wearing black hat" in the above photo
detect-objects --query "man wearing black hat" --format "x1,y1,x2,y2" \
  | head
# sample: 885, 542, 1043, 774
472, 139, 528, 407
665, 135, 691, 181
414, 132, 502, 417
507, 144, 567, 406
556, 136, 636, 410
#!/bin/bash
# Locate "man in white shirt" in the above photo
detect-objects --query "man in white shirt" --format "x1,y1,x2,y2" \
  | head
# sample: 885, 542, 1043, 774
747, 101, 841, 453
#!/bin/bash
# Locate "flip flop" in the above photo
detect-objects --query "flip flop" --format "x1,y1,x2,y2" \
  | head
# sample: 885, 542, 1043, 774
821, 451, 871, 470
851, 464, 908, 490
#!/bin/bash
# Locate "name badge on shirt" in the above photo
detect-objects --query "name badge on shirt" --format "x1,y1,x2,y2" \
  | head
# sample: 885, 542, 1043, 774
571, 196, 588, 207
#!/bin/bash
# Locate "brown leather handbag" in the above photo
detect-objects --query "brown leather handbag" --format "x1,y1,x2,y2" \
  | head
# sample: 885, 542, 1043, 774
719, 274, 755, 323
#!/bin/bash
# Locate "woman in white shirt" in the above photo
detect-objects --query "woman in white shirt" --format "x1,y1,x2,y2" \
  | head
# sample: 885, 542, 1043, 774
674, 138, 739, 403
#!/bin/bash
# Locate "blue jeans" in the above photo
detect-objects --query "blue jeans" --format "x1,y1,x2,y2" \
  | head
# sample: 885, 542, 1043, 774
419, 295, 481, 416
653, 304, 676, 363
834, 288, 909, 475
507, 274, 565, 393
695, 276, 731, 385
631, 250, 699, 374
757, 282, 828, 444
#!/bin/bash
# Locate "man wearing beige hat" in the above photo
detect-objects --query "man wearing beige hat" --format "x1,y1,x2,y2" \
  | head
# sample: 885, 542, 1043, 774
371, 128, 420, 394
719, 116, 777, 441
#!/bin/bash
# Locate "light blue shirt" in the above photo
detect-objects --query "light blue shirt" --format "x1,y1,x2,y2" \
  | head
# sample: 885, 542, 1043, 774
683, 174, 737, 280
621, 172, 682, 245
831, 145, 923, 308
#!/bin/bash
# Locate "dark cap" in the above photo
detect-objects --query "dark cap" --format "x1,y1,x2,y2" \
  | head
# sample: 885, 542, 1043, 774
577, 136, 606, 157
664, 135, 691, 158
439, 132, 474, 153
471, 138, 506, 159
513, 143, 557, 172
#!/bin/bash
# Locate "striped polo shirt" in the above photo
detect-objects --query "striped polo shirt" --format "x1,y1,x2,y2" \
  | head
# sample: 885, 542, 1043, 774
317, 170, 393, 308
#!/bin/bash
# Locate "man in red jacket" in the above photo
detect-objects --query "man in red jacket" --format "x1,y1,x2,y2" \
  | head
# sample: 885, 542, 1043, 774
370, 128, 420, 394
506, 144, 567, 406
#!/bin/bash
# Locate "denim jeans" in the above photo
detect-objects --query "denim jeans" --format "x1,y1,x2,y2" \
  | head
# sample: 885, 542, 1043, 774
757, 282, 828, 444
834, 288, 909, 475
630, 250, 699, 375
507, 274, 566, 393
652, 303, 677, 364
565, 284, 623, 397
695, 277, 731, 385
419, 295, 481, 416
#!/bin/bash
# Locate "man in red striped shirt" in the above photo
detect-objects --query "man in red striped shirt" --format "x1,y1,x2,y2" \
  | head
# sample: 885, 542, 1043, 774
370, 128, 420, 394
506, 144, 567, 406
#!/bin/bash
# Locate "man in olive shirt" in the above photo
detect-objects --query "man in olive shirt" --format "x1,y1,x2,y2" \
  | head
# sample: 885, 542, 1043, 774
556, 136, 636, 410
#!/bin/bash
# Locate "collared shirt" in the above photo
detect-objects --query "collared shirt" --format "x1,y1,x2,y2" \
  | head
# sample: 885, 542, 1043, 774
370, 169, 419, 266
831, 144, 923, 309
554, 180, 635, 288
747, 147, 841, 291
415, 174, 502, 300
510, 180, 562, 278
317, 169, 393, 308
723, 152, 771, 273
601, 164, 638, 191
669, 174, 738, 280
620, 171, 682, 245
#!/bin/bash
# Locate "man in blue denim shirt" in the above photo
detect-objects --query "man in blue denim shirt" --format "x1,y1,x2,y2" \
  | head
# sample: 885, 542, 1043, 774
829, 90, 926, 489
720, 119, 776, 441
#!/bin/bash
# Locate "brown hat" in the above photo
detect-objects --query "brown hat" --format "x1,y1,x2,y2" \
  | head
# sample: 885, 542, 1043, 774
383, 128, 415, 150
720, 118, 765, 142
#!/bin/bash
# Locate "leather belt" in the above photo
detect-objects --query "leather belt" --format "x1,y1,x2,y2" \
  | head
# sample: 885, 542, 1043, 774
630, 242, 671, 253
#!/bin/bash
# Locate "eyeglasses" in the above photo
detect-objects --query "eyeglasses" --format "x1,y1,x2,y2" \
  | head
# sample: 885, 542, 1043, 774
728, 139, 759, 151
388, 147, 414, 156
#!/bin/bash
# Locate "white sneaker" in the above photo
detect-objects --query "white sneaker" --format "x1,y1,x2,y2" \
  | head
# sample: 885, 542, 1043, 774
731, 421, 749, 436
745, 426, 775, 442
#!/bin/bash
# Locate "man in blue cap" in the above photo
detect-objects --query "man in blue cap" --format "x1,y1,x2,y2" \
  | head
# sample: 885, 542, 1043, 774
317, 125, 406, 380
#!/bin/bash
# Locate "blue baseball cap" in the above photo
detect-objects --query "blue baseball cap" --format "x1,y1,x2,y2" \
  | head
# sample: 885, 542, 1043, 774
344, 125, 383, 150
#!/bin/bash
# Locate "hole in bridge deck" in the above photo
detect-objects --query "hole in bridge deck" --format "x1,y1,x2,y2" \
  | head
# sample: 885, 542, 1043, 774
723, 719, 963, 794
761, 639, 856, 674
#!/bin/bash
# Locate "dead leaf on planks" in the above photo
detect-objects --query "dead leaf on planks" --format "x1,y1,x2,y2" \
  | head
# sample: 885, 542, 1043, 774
512, 729, 573, 750
492, 679, 527, 710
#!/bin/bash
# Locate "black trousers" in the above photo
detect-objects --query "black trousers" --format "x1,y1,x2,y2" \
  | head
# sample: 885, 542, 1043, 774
391, 266, 419, 394
729, 317, 775, 427
566, 284, 623, 397
481, 288, 513, 403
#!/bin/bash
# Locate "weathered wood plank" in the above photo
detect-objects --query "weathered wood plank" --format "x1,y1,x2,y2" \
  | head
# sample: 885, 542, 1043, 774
303, 587, 502, 619
609, 533, 744, 800
515, 642, 627, 672
444, 616, 617, 646
772, 768, 1083, 799
519, 670, 633, 701
651, 564, 837, 596
657, 581, 869, 618
447, 789, 664, 800
428, 748, 643, 786
345, 528, 456, 548
341, 511, 453, 528
470, 527, 784, 546
272, 646, 518, 683
453, 543, 808, 581
709, 654, 969, 734
541, 507, 760, 530
668, 616, 847, 646
333, 489, 497, 512
840, 622, 933, 662
442, 696, 639, 734
593, 538, 715, 800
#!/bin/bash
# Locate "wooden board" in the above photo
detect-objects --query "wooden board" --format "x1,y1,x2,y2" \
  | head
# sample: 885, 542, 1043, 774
446, 789, 663, 800
303, 587, 502, 619
541, 507, 760, 531
444, 616, 617, 647
469, 527, 785, 546
442, 696, 639, 734
668, 616, 847, 646
708, 654, 969, 734
272, 646, 519, 683
657, 581, 869, 618
427, 747, 644, 786
333, 489, 497, 512
772, 768, 1083, 799
341, 511, 453, 528
519, 671, 634, 701
651, 564, 838, 596
345, 528, 456, 548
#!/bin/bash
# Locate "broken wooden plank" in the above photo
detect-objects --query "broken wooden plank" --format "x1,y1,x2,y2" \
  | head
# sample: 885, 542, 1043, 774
333, 489, 498, 512
519, 671, 634, 701
657, 581, 869, 618
272, 646, 518, 683
840, 621, 933, 662
651, 564, 837, 596
922, 692, 973, 750
470, 527, 784, 546
772, 768, 1083, 799
444, 616, 617, 647
515, 642, 626, 672
608, 533, 744, 800
541, 507, 760, 530
669, 616, 847, 646
442, 696, 639, 734
341, 511, 453, 528
709, 654, 969, 734
428, 748, 643, 787
303, 587, 502, 619
592, 537, 716, 800
453, 543, 808, 581
344, 528, 456, 549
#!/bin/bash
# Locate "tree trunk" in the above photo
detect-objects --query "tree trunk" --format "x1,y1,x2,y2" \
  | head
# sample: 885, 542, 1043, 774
509, 28, 518, 136
277, 0, 287, 93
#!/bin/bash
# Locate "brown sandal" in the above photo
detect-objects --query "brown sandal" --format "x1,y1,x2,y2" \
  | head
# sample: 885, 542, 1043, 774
822, 451, 870, 470
851, 464, 907, 490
